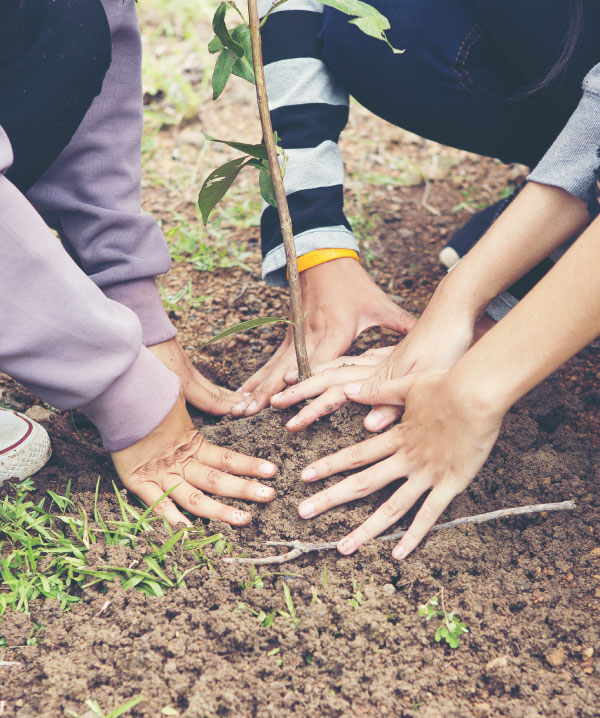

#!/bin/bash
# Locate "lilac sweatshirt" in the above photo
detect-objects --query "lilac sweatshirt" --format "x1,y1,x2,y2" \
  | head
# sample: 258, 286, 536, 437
0, 0, 180, 451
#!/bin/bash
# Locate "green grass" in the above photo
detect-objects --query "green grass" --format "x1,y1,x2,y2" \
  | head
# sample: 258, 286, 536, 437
0, 479, 230, 631
66, 695, 145, 718
165, 210, 254, 273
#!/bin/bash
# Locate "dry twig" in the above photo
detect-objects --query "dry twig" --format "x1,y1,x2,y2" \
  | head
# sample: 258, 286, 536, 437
223, 500, 576, 565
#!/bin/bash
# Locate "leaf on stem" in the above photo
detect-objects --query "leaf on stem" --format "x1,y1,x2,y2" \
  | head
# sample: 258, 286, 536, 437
317, 0, 404, 53
203, 133, 269, 160
198, 156, 252, 223
205, 317, 292, 346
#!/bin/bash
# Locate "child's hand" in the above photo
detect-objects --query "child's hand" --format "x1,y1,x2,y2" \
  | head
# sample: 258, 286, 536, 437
111, 396, 277, 526
271, 295, 479, 432
296, 371, 503, 559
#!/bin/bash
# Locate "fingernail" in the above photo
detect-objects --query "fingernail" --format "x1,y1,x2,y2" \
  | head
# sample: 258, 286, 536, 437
298, 501, 316, 519
286, 416, 299, 429
256, 485, 274, 500
232, 510, 250, 523
365, 410, 384, 431
232, 401, 246, 413
259, 461, 276, 476
246, 400, 258, 414
284, 371, 298, 381
344, 383, 362, 396
393, 544, 408, 560
337, 536, 356, 555
301, 466, 316, 481
271, 392, 282, 403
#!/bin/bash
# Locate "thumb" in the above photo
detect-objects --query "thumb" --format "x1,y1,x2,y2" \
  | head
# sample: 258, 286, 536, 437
343, 375, 418, 407
375, 300, 417, 336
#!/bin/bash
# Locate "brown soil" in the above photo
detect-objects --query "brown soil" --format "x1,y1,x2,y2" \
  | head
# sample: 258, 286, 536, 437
1, 51, 600, 718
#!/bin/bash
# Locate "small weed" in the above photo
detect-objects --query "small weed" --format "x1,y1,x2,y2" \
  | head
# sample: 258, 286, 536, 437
66, 695, 144, 718
452, 185, 488, 213
418, 590, 468, 649
280, 582, 300, 629
159, 280, 209, 311
348, 579, 364, 610
165, 211, 252, 272
267, 646, 283, 667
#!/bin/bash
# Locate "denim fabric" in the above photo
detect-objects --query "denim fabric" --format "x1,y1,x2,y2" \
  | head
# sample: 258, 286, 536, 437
320, 0, 600, 168
0, 0, 111, 192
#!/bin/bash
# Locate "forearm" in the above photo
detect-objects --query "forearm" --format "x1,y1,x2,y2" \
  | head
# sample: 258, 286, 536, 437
259, 0, 356, 285
433, 182, 589, 320
25, 0, 175, 346
0, 174, 180, 451
450, 213, 600, 414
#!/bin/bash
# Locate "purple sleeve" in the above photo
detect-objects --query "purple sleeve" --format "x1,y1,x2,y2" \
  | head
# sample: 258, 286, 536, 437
0, 130, 180, 451
25, 0, 176, 347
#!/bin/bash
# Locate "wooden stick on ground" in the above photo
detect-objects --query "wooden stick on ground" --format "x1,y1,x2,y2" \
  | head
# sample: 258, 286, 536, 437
222, 500, 576, 566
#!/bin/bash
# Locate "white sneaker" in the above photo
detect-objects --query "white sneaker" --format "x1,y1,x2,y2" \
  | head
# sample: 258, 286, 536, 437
0, 407, 52, 483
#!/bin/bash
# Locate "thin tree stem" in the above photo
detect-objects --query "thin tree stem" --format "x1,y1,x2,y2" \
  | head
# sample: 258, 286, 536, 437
247, 0, 311, 380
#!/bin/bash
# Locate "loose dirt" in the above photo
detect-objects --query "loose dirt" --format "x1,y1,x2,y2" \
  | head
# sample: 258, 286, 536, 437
1, 60, 599, 718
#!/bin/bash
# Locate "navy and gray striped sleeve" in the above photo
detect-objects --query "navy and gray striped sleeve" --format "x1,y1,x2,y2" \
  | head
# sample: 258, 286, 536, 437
258, 0, 358, 286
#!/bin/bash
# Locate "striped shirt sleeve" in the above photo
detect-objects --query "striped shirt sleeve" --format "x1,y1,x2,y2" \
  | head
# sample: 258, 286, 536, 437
258, 0, 358, 285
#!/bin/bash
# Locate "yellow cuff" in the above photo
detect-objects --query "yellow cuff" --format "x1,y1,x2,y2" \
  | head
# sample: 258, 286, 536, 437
296, 248, 359, 273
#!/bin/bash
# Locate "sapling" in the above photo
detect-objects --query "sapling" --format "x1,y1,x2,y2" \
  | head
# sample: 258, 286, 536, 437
199, 0, 401, 379
418, 590, 468, 649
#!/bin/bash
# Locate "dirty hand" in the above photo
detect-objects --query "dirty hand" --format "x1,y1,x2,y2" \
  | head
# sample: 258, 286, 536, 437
111, 395, 277, 527
271, 282, 483, 432
297, 372, 502, 559
231, 258, 415, 417
149, 337, 240, 415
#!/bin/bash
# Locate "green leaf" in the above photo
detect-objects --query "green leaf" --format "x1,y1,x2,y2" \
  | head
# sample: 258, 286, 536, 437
212, 2, 244, 57
317, 0, 403, 53
107, 695, 145, 718
203, 133, 269, 160
259, 163, 277, 207
208, 35, 223, 54
198, 156, 251, 224
283, 582, 296, 618
231, 25, 255, 84
212, 48, 237, 100
205, 317, 292, 346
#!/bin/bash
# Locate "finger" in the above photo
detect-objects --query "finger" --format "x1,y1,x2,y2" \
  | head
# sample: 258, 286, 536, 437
337, 479, 427, 555
298, 454, 409, 519
126, 479, 193, 528
185, 381, 241, 415
300, 425, 405, 482
272, 366, 375, 409
364, 404, 403, 432
167, 478, 252, 526
382, 303, 417, 335
185, 464, 275, 503
392, 484, 456, 560
197, 441, 278, 479
285, 387, 347, 432
283, 345, 398, 385
238, 340, 291, 395
343, 375, 417, 407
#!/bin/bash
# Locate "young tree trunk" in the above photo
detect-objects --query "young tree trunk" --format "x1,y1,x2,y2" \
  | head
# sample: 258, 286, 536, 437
247, 0, 311, 380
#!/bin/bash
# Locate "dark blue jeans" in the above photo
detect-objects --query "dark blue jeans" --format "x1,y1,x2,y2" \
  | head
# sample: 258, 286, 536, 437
321, 0, 600, 168
0, 0, 111, 192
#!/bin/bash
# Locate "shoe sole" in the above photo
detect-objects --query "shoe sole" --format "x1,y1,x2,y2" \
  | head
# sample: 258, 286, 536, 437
438, 246, 461, 270
0, 415, 52, 483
